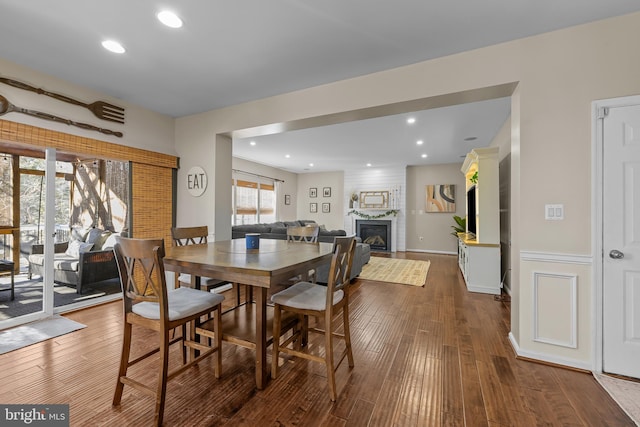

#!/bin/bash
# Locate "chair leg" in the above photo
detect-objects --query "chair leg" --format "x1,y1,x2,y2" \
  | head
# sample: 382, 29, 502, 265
181, 324, 187, 364
113, 321, 133, 406
301, 314, 309, 347
271, 304, 282, 379
214, 305, 222, 378
343, 305, 354, 368
246, 285, 253, 303
324, 311, 337, 401
155, 330, 171, 427
234, 283, 241, 307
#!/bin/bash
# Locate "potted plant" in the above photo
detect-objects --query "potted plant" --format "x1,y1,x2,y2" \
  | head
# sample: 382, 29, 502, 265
450, 215, 466, 237
349, 192, 358, 209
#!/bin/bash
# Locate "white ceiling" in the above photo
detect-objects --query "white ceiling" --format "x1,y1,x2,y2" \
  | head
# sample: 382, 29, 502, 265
1, 1, 638, 172
233, 97, 512, 172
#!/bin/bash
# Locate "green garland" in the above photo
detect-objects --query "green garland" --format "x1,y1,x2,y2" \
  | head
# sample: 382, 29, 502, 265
348, 209, 399, 219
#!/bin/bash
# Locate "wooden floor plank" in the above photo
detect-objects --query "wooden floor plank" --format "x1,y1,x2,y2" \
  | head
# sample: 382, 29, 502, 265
0, 253, 634, 426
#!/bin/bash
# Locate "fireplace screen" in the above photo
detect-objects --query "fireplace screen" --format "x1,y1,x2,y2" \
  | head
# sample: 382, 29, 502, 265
356, 219, 391, 252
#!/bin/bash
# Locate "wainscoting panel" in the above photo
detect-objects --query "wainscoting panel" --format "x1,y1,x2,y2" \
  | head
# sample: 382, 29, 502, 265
533, 271, 577, 348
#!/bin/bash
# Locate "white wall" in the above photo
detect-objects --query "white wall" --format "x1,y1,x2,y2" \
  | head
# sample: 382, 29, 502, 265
344, 167, 406, 252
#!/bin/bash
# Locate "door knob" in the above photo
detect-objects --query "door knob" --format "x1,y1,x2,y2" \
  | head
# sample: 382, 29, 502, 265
609, 250, 624, 259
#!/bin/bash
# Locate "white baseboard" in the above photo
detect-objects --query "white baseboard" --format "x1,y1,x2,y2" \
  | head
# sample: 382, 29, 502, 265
405, 249, 457, 255
508, 332, 591, 371
467, 284, 501, 295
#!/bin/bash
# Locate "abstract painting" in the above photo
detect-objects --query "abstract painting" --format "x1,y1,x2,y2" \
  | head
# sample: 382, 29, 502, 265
426, 184, 455, 212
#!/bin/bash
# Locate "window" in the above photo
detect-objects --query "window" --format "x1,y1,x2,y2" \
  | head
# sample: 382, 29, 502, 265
232, 174, 276, 225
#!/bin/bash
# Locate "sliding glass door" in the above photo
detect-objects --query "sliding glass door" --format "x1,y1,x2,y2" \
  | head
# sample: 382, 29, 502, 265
0, 148, 129, 330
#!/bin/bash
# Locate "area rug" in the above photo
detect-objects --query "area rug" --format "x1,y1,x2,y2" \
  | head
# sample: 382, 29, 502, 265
358, 256, 430, 286
595, 373, 640, 425
0, 315, 86, 355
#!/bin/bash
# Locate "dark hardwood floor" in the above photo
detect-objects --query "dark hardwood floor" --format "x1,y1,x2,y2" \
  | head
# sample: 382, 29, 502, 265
0, 253, 633, 426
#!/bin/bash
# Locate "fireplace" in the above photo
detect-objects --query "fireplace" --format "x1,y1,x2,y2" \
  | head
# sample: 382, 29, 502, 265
356, 220, 392, 252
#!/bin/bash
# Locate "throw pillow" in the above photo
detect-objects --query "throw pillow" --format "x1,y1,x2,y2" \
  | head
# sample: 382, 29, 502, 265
101, 232, 119, 250
91, 230, 112, 251
85, 227, 104, 245
70, 226, 90, 243
65, 241, 94, 258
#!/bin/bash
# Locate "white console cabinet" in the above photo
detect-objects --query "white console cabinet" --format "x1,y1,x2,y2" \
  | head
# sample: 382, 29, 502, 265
458, 234, 501, 294
459, 147, 501, 294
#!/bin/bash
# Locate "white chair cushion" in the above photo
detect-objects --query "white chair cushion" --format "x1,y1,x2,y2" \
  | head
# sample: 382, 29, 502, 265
132, 287, 224, 321
270, 281, 344, 311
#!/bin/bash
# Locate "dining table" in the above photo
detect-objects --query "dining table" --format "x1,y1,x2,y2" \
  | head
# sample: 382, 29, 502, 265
163, 238, 334, 389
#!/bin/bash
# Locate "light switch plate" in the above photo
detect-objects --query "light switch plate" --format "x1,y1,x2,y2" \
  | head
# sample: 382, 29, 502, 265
545, 204, 564, 220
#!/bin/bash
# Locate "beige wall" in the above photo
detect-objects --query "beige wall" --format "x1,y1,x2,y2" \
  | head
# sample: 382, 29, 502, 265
0, 58, 175, 156
296, 172, 344, 230
406, 163, 466, 253
174, 11, 640, 370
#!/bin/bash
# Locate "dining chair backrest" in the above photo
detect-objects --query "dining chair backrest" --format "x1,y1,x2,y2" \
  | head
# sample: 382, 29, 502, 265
113, 237, 168, 316
171, 226, 208, 246
287, 225, 319, 243
331, 236, 356, 290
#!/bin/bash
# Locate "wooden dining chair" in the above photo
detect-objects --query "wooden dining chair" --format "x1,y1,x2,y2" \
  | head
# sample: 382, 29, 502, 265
286, 225, 320, 243
271, 236, 357, 401
112, 237, 224, 427
286, 225, 320, 284
171, 226, 230, 292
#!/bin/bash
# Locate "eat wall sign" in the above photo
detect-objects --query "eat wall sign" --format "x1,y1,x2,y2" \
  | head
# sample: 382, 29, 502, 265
186, 166, 207, 197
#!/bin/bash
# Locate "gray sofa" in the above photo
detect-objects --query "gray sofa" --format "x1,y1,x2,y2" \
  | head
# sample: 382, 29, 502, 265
28, 227, 121, 294
232, 219, 347, 243
232, 220, 370, 281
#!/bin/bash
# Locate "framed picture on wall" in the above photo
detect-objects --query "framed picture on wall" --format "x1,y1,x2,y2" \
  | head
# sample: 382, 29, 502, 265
426, 184, 455, 212
310, 202, 318, 213
323, 187, 331, 197
309, 188, 317, 198
284, 194, 291, 205
322, 203, 330, 213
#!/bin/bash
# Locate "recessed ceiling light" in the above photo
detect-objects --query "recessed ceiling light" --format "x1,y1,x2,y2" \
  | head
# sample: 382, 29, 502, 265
249, 141, 256, 146
416, 140, 424, 145
464, 136, 478, 141
285, 154, 290, 158
407, 117, 416, 124
101, 40, 125, 54
366, 163, 372, 167
421, 154, 428, 158
309, 163, 314, 167
157, 10, 183, 28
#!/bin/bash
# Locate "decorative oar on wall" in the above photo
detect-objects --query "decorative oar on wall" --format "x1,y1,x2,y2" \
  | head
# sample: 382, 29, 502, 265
0, 75, 124, 137
0, 94, 123, 137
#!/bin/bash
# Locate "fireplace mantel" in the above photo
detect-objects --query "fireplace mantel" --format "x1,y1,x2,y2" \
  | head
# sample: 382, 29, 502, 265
347, 208, 399, 220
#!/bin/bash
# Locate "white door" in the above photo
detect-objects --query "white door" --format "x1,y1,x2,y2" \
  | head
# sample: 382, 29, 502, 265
602, 103, 640, 379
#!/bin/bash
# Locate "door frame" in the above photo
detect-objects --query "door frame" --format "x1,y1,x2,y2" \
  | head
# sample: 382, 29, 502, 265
591, 94, 640, 373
